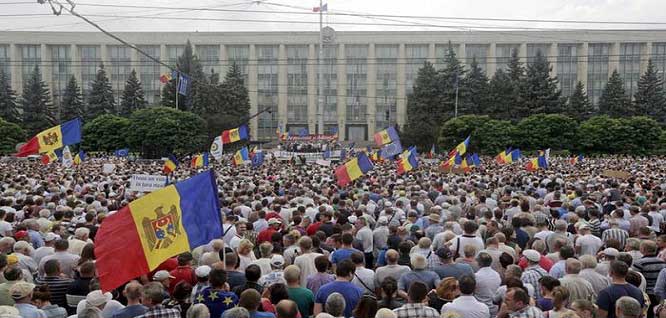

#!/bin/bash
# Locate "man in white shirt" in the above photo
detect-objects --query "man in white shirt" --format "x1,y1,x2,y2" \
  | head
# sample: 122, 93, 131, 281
293, 236, 322, 287
449, 221, 484, 259
474, 252, 501, 317
350, 252, 375, 294
0, 209, 13, 237
441, 275, 490, 318
575, 224, 603, 256
354, 216, 374, 268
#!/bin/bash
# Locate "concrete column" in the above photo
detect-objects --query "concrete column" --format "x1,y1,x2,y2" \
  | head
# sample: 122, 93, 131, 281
159, 44, 168, 77
641, 42, 652, 74
248, 44, 258, 137
367, 44, 377, 138
306, 44, 317, 134
519, 43, 527, 64
9, 44, 21, 93
609, 42, 620, 76
458, 43, 466, 68
577, 42, 588, 87
220, 45, 227, 77
100, 44, 108, 68
277, 44, 288, 130
40, 44, 52, 93
427, 43, 436, 65
70, 44, 82, 85
549, 43, 558, 79
337, 44, 346, 141
131, 46, 140, 79
487, 43, 497, 78
396, 44, 406, 128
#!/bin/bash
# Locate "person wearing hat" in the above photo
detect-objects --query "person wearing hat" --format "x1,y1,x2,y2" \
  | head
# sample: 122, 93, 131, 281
153, 270, 175, 299
521, 249, 549, 299
258, 255, 287, 287
575, 223, 604, 256
11, 282, 46, 318
190, 265, 211, 303
431, 246, 474, 280
257, 218, 282, 244
598, 248, 620, 277
33, 232, 57, 266
0, 268, 22, 306
423, 213, 444, 241
169, 252, 196, 295
397, 254, 440, 300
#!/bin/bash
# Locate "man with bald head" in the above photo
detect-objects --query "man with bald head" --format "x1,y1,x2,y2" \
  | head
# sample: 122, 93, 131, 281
374, 249, 410, 296
112, 281, 147, 318
559, 258, 596, 303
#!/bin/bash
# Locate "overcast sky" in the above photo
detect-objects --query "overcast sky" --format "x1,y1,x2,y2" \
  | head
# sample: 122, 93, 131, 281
1, 0, 666, 33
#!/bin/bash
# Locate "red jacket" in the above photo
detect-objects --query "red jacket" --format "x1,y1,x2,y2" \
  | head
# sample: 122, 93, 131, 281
169, 266, 196, 294
257, 227, 277, 244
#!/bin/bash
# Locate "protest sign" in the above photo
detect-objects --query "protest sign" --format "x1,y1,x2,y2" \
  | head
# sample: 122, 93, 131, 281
129, 174, 168, 192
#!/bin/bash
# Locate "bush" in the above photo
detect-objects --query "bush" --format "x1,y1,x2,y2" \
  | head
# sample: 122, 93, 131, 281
513, 114, 577, 151
126, 106, 208, 158
82, 114, 131, 152
0, 118, 25, 155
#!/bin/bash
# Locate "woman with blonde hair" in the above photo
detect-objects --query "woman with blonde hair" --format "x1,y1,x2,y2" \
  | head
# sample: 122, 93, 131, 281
570, 299, 596, 318
546, 286, 574, 318
237, 239, 257, 271
427, 277, 460, 313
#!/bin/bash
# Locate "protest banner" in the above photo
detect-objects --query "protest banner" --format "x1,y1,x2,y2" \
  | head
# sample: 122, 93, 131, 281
129, 174, 168, 192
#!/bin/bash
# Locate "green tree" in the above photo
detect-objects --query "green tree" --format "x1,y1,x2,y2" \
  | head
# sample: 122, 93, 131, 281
217, 64, 251, 133
565, 81, 594, 120
577, 115, 625, 153
460, 58, 490, 115
0, 69, 20, 123
513, 114, 577, 150
524, 51, 563, 114
119, 69, 147, 117
87, 64, 115, 120
437, 115, 513, 154
21, 65, 54, 135
81, 114, 130, 152
126, 106, 208, 158
438, 43, 465, 119
598, 70, 633, 117
60, 75, 84, 122
620, 116, 662, 154
161, 40, 206, 111
506, 49, 528, 119
0, 118, 25, 155
634, 59, 666, 121
487, 70, 514, 120
403, 62, 442, 149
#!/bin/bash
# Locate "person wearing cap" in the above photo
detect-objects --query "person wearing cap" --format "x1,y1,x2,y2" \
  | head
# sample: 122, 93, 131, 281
431, 246, 473, 280
11, 282, 47, 318
33, 233, 57, 266
190, 265, 211, 303
423, 213, 443, 241
152, 270, 175, 299
258, 255, 287, 287
257, 218, 282, 244
598, 248, 620, 277
112, 281, 147, 318
169, 252, 196, 295
576, 223, 604, 256
521, 249, 549, 299
193, 268, 238, 318
373, 216, 390, 254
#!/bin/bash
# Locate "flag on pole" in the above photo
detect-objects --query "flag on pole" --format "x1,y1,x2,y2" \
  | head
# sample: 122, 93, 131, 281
191, 153, 209, 168
114, 148, 129, 157
41, 151, 59, 165
74, 151, 86, 165
17, 118, 82, 157
233, 147, 250, 166
163, 155, 179, 174
210, 136, 223, 161
177, 73, 190, 96
312, 3, 328, 12
335, 153, 373, 187
374, 127, 399, 146
221, 125, 249, 144
62, 146, 73, 168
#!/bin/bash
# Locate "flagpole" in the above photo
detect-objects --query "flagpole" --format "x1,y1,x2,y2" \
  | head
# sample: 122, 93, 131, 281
317, 0, 324, 136
175, 71, 179, 111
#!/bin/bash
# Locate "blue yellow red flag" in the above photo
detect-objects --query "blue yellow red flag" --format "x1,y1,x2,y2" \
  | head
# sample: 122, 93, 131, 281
163, 155, 179, 174
221, 125, 249, 144
17, 118, 82, 157
335, 153, 374, 187
373, 127, 399, 146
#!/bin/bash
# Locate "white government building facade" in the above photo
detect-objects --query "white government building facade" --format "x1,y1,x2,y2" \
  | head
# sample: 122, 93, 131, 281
0, 30, 665, 142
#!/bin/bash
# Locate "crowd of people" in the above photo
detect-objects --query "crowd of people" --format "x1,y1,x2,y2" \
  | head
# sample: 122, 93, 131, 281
0, 154, 663, 318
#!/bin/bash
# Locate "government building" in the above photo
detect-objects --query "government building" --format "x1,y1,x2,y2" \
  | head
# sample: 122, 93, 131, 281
0, 30, 664, 141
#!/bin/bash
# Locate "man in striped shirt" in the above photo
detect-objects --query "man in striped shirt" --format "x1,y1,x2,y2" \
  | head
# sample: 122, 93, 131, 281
34, 259, 73, 309
632, 240, 666, 314
602, 219, 629, 250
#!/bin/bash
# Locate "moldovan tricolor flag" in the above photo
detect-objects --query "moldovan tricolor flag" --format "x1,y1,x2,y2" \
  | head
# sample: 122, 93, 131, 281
221, 125, 249, 144
17, 118, 82, 157
95, 170, 222, 292
335, 153, 373, 187
373, 127, 399, 146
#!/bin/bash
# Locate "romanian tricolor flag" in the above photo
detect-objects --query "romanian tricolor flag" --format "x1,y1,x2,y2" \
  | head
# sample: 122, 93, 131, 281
526, 154, 549, 172
163, 155, 179, 174
95, 170, 222, 292
570, 154, 584, 165
496, 148, 520, 164
276, 126, 289, 141
191, 153, 209, 168
448, 135, 471, 157
159, 73, 172, 84
41, 151, 59, 165
373, 127, 399, 146
233, 147, 250, 166
73, 151, 86, 165
335, 153, 374, 187
427, 144, 436, 159
440, 155, 456, 171
396, 147, 418, 175
17, 118, 82, 157
221, 125, 249, 144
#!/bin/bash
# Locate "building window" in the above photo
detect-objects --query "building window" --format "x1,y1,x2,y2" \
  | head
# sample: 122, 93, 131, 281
465, 44, 488, 73
21, 45, 41, 85
0, 45, 9, 81
226, 45, 249, 87
557, 44, 578, 97
346, 45, 367, 124
405, 44, 428, 95
375, 45, 398, 130
587, 43, 610, 106
256, 45, 278, 140
527, 44, 550, 65
619, 43, 642, 99
652, 43, 666, 90
316, 45, 337, 125
287, 45, 308, 124
50, 45, 71, 115
138, 45, 161, 104
197, 45, 219, 75
496, 44, 520, 72
109, 45, 132, 104
80, 45, 100, 97
435, 43, 458, 70
166, 45, 185, 67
